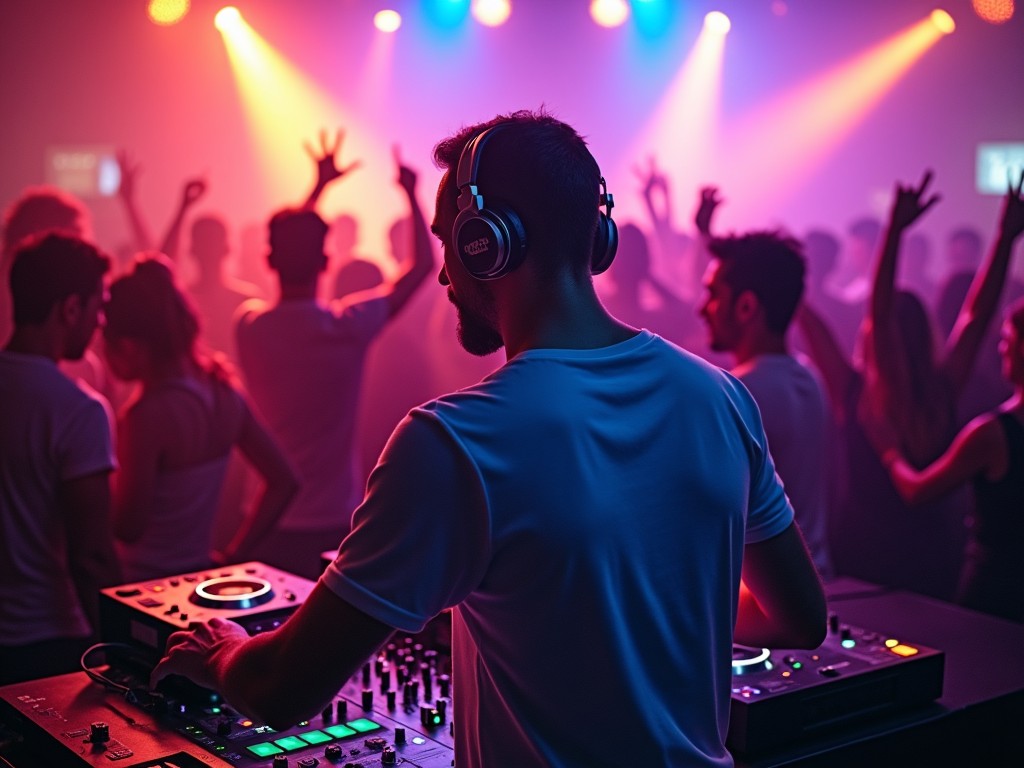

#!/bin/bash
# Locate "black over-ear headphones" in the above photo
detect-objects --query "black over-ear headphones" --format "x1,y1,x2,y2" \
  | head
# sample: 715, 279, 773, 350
452, 124, 618, 280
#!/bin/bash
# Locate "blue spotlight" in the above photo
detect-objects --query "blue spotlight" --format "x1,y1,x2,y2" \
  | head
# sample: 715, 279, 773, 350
632, 0, 675, 39
425, 0, 471, 29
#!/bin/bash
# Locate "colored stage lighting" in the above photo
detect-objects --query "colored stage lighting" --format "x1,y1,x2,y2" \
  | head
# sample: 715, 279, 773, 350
214, 6, 242, 32
148, 0, 190, 26
590, 0, 629, 28
374, 10, 402, 33
704, 11, 731, 35
972, 0, 1014, 24
930, 9, 956, 33
472, 0, 511, 27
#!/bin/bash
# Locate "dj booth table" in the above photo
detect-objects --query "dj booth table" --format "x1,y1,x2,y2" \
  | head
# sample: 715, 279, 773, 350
1, 575, 1021, 766
735, 578, 1024, 766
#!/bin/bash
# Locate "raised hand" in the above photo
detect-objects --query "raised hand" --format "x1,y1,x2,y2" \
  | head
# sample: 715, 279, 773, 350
694, 186, 723, 237
997, 169, 1024, 244
393, 144, 416, 195
116, 150, 141, 201
305, 128, 361, 190
889, 170, 940, 232
180, 177, 207, 208
634, 156, 667, 201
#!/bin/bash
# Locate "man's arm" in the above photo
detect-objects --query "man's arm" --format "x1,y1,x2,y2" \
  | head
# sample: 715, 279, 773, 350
379, 147, 434, 319
735, 522, 826, 649
152, 585, 393, 730
60, 471, 121, 633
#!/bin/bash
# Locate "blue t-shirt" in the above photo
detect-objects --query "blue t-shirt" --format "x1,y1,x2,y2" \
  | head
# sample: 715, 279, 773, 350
323, 331, 793, 767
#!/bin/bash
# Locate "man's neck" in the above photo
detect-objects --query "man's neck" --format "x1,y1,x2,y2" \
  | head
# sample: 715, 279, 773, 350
732, 332, 787, 367
4, 327, 61, 361
277, 281, 319, 303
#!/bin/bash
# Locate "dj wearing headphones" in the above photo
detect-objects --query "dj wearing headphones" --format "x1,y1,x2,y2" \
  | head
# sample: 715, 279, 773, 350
153, 110, 825, 767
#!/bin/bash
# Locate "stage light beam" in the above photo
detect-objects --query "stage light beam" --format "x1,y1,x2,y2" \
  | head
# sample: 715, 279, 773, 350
473, 0, 512, 27
704, 11, 731, 35
930, 9, 956, 33
374, 10, 402, 33
148, 0, 190, 26
590, 0, 630, 28
214, 6, 241, 32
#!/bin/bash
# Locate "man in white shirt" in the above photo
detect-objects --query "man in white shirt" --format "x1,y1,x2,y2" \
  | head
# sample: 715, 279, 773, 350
235, 144, 434, 579
155, 111, 825, 767
0, 233, 120, 684
700, 230, 834, 577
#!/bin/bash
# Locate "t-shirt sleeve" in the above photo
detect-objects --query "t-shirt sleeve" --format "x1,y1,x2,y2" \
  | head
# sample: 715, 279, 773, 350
724, 373, 794, 544
320, 409, 490, 633
57, 394, 116, 481
336, 296, 390, 343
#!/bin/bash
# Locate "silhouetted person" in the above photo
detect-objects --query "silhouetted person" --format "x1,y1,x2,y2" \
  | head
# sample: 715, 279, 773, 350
599, 221, 695, 347
0, 233, 120, 684
154, 109, 825, 768
235, 137, 433, 580
700, 229, 834, 577
800, 228, 863, 358
103, 255, 297, 581
1, 185, 109, 396
873, 293, 1024, 622
799, 171, 1022, 599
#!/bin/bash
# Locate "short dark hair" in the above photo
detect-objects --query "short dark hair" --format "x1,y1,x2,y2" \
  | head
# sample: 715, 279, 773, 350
432, 108, 603, 279
2, 186, 87, 258
707, 231, 806, 334
9, 233, 110, 326
266, 208, 328, 284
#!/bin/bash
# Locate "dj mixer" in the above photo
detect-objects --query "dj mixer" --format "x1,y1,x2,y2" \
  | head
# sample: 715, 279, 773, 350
0, 564, 944, 766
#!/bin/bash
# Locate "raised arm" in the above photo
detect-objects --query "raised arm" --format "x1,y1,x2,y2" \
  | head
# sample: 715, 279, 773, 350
942, 171, 1024, 396
159, 177, 207, 260
116, 150, 155, 252
694, 185, 723, 242
795, 302, 856, 418
376, 146, 434, 319
216, 399, 299, 563
302, 128, 361, 211
634, 156, 676, 248
868, 170, 940, 410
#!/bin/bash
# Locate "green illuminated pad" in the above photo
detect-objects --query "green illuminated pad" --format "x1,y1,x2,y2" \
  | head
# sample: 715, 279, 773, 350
246, 742, 284, 757
298, 729, 333, 744
346, 718, 381, 733
324, 724, 357, 738
274, 735, 307, 751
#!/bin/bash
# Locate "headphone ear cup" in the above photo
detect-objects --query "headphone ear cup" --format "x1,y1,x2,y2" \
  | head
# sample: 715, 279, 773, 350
454, 202, 526, 280
590, 213, 618, 275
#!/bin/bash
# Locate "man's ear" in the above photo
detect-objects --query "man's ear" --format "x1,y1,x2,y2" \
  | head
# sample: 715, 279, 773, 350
58, 293, 83, 327
735, 290, 760, 323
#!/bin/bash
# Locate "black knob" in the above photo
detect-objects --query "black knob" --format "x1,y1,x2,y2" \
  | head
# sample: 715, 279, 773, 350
89, 722, 109, 744
382, 745, 397, 765
828, 613, 840, 633
335, 699, 348, 721
321, 703, 333, 722
272, 755, 288, 768
324, 744, 343, 761
379, 668, 391, 693
361, 689, 373, 710
386, 690, 396, 710
394, 727, 406, 744
438, 674, 451, 698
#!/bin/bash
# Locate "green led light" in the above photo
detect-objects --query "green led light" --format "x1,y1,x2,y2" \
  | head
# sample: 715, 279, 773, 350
792, 662, 802, 669
346, 718, 381, 733
298, 729, 332, 745
274, 736, 308, 751
246, 742, 284, 757
324, 724, 357, 739
841, 639, 856, 649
